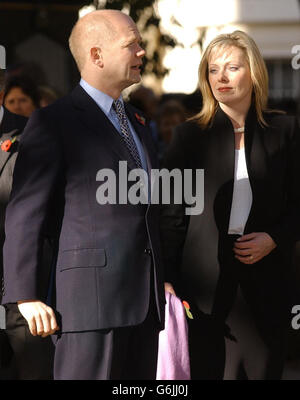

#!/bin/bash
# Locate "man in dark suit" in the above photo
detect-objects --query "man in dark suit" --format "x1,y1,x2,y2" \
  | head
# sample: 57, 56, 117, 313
1, 10, 166, 380
0, 69, 54, 379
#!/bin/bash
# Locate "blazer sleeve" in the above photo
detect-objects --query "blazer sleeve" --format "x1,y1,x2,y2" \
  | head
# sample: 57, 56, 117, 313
159, 125, 190, 287
265, 116, 300, 251
2, 108, 63, 304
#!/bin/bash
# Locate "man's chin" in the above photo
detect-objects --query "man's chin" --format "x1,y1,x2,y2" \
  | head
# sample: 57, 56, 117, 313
122, 75, 142, 90
131, 71, 142, 81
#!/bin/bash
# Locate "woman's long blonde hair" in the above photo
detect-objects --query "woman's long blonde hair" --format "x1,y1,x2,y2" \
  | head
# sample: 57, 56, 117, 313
194, 30, 269, 128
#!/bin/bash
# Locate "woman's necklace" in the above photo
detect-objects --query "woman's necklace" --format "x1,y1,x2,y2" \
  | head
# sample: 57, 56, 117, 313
234, 126, 245, 133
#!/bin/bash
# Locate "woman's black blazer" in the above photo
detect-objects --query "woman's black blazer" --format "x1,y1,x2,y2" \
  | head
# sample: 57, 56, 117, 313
160, 105, 300, 317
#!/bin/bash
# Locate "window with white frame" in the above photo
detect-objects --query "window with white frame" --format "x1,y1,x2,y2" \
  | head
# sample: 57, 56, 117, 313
266, 60, 300, 100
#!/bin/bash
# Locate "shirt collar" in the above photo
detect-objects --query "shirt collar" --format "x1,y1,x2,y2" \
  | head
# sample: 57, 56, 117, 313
79, 78, 123, 117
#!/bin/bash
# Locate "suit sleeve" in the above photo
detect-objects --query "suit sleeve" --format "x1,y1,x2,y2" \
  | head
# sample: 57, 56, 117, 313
265, 116, 300, 251
2, 108, 63, 303
159, 125, 190, 287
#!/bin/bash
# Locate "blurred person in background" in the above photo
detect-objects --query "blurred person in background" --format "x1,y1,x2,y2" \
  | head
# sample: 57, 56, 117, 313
4, 75, 40, 118
129, 85, 159, 144
160, 30, 300, 380
156, 99, 186, 162
0, 69, 54, 380
38, 85, 59, 108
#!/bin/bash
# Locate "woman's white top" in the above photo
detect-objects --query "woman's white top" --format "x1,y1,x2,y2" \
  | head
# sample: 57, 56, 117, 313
228, 147, 253, 235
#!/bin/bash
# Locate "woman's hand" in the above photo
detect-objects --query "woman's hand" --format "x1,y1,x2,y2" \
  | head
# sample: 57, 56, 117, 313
233, 232, 276, 264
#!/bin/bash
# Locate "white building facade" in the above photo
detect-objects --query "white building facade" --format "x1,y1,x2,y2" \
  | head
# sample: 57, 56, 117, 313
158, 0, 300, 111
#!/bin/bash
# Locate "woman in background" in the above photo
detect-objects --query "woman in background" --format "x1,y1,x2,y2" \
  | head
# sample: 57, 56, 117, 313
160, 31, 300, 379
4, 75, 40, 117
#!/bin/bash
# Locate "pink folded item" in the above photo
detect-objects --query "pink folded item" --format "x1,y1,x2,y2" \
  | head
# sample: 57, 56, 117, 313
156, 291, 191, 380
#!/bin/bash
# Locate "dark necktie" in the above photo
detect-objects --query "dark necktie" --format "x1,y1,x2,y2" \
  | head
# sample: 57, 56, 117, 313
113, 99, 142, 169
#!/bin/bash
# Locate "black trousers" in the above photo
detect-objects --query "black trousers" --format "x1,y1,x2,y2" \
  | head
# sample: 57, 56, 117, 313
212, 234, 290, 380
0, 303, 55, 380
52, 268, 160, 380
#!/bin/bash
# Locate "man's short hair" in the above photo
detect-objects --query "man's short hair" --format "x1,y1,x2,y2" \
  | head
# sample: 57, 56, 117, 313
0, 69, 5, 92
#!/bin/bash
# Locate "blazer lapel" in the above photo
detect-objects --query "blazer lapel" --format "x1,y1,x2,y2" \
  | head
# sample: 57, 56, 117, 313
209, 107, 236, 232
244, 105, 268, 185
212, 107, 235, 181
0, 109, 15, 134
243, 105, 269, 233
0, 130, 19, 176
70, 85, 136, 170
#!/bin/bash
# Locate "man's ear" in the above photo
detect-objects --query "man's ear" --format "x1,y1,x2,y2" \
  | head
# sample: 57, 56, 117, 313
90, 47, 103, 68
0, 90, 4, 107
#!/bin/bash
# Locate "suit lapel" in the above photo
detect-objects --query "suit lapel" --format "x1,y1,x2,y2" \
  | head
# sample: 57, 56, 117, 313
70, 85, 136, 170
244, 105, 268, 186
209, 108, 236, 230
211, 107, 235, 181
0, 130, 19, 176
243, 105, 269, 233
0, 109, 14, 135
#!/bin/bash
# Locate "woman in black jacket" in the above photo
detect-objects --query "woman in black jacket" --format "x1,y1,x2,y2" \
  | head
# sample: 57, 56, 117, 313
160, 30, 300, 380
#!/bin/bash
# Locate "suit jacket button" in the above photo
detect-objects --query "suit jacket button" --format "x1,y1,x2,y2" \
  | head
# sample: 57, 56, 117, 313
144, 248, 151, 255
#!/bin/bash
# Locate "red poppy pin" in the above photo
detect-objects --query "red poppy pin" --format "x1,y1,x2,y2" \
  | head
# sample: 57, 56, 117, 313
182, 300, 194, 319
0, 137, 17, 152
135, 113, 146, 126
